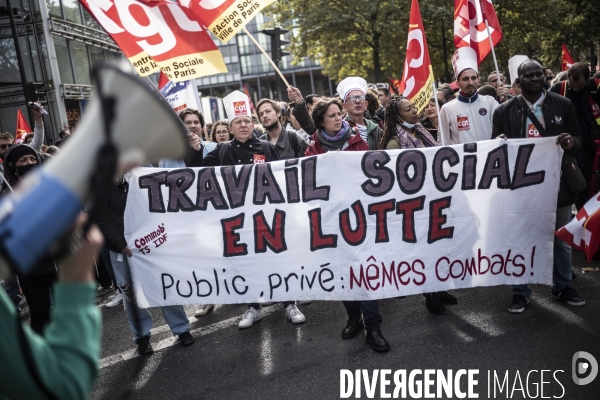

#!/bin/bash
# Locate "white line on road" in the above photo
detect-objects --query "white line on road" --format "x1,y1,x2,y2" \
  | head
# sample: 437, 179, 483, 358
99, 305, 283, 369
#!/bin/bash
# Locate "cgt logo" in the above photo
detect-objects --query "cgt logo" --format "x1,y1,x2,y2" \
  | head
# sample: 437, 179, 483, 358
572, 351, 598, 385
233, 101, 247, 116
457, 116, 470, 131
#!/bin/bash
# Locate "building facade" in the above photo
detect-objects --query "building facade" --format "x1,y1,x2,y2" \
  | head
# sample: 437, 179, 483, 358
0, 1, 328, 142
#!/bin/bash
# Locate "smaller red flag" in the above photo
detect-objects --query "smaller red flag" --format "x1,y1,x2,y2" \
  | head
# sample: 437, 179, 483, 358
556, 193, 600, 261
16, 109, 31, 142
243, 83, 256, 114
158, 71, 170, 91
561, 43, 575, 72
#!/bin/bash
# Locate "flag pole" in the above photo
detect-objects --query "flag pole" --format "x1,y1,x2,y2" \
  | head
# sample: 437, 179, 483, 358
242, 27, 290, 88
484, 19, 502, 95
431, 80, 445, 146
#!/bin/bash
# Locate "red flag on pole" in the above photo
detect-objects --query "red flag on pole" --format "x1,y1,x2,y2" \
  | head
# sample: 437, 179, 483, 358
79, 0, 228, 81
556, 193, 600, 262
399, 0, 434, 113
243, 83, 256, 114
15, 109, 31, 143
454, 0, 503, 65
562, 43, 575, 72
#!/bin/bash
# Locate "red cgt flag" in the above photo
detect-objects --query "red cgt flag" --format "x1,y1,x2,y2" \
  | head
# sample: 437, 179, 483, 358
16, 109, 31, 142
399, 0, 434, 113
79, 0, 227, 81
562, 43, 575, 72
454, 0, 502, 65
556, 193, 600, 262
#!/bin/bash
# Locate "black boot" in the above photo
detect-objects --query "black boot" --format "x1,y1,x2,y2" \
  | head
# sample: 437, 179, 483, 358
437, 291, 458, 305
424, 293, 445, 315
342, 318, 364, 339
136, 336, 154, 356
366, 330, 390, 352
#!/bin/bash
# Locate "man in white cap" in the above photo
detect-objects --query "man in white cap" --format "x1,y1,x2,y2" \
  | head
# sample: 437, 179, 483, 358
189, 90, 306, 329
437, 47, 499, 145
287, 77, 382, 150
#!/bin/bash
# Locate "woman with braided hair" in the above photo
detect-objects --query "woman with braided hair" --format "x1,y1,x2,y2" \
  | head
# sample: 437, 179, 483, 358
378, 96, 459, 316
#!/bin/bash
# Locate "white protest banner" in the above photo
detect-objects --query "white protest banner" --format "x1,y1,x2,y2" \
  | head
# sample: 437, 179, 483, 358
124, 138, 562, 308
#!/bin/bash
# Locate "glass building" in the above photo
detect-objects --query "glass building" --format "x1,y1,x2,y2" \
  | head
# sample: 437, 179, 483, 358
0, 1, 328, 142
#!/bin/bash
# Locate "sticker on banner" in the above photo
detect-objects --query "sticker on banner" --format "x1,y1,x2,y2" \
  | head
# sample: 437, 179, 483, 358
457, 116, 470, 131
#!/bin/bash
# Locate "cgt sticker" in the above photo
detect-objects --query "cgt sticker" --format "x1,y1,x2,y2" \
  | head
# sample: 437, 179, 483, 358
457, 116, 470, 131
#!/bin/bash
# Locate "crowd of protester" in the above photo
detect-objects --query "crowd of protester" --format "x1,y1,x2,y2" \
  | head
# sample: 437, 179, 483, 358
1, 52, 598, 399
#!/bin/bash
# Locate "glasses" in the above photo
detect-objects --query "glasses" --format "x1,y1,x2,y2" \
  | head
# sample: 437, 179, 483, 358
347, 96, 365, 102
0, 144, 11, 150
216, 131, 229, 136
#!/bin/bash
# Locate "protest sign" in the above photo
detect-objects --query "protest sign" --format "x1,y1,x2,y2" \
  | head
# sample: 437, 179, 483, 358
124, 138, 561, 308
80, 0, 227, 80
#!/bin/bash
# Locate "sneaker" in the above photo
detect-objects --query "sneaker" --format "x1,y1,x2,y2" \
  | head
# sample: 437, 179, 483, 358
194, 304, 215, 317
438, 291, 458, 305
177, 331, 195, 347
299, 300, 312, 305
238, 307, 262, 329
137, 336, 154, 356
105, 292, 123, 308
365, 330, 390, 352
508, 294, 529, 313
424, 293, 445, 315
552, 286, 585, 306
285, 304, 306, 324
341, 318, 364, 339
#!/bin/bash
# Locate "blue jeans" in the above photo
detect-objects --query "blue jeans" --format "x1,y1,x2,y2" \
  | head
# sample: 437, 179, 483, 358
513, 206, 573, 297
110, 251, 190, 342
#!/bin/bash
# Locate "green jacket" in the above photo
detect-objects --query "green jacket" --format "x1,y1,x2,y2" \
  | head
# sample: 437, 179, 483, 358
0, 282, 101, 400
344, 116, 383, 150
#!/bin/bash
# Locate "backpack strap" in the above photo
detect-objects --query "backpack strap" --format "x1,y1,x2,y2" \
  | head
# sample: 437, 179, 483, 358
561, 80, 568, 97
259, 140, 272, 160
517, 95, 547, 137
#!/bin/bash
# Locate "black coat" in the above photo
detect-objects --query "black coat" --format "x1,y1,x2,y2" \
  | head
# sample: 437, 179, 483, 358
96, 178, 129, 253
188, 136, 281, 167
492, 92, 582, 156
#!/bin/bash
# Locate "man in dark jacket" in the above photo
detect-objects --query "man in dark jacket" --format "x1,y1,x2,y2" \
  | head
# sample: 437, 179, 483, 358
493, 59, 585, 313
256, 98, 307, 159
191, 90, 306, 329
550, 62, 600, 208
97, 177, 194, 355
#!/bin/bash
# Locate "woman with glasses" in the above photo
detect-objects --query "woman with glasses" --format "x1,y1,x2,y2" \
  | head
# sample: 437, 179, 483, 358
210, 120, 233, 143
420, 96, 446, 142
378, 96, 458, 315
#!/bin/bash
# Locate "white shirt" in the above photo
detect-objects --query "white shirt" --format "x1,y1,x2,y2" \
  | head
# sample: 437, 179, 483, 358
437, 93, 499, 145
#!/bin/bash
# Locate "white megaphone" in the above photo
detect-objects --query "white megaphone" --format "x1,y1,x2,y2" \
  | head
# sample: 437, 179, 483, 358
0, 63, 189, 279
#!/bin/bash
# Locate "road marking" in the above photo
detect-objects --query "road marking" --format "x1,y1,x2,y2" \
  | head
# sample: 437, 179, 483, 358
99, 305, 283, 369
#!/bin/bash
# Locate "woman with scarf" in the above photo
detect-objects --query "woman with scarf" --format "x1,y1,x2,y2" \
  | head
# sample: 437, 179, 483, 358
378, 95, 459, 316
296, 98, 390, 353
305, 98, 368, 155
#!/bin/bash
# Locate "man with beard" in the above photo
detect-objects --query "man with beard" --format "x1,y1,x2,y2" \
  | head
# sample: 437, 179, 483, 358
438, 47, 499, 145
492, 59, 585, 313
256, 98, 307, 159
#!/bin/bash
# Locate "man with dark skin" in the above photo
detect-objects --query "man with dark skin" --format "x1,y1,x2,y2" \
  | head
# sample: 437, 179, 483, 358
493, 60, 585, 313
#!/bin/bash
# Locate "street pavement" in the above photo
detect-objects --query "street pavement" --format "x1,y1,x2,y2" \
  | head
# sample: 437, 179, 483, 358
90, 251, 600, 400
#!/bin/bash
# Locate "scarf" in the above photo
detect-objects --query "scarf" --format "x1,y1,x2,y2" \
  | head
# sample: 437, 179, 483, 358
317, 120, 352, 152
395, 123, 438, 149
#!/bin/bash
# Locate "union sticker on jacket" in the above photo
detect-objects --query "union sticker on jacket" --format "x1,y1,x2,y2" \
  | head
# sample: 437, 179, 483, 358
253, 154, 266, 164
457, 115, 470, 131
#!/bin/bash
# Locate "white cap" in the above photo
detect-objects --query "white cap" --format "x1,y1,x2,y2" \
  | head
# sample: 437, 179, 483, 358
337, 77, 368, 101
452, 47, 478, 80
223, 90, 252, 123
508, 55, 529, 85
